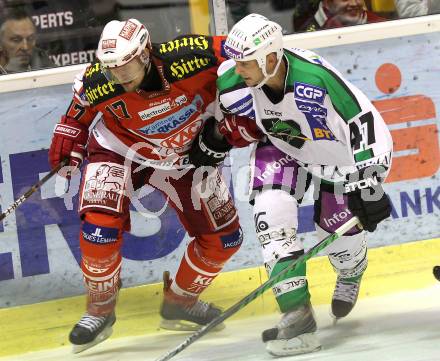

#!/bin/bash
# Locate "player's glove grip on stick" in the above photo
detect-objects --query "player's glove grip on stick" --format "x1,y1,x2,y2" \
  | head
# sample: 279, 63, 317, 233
49, 115, 88, 177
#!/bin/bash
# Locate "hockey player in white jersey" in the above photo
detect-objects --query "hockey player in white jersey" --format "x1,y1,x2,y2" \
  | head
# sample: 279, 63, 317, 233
217, 13, 393, 357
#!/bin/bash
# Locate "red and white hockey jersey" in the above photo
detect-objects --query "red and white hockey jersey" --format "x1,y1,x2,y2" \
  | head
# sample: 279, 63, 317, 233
66, 35, 227, 169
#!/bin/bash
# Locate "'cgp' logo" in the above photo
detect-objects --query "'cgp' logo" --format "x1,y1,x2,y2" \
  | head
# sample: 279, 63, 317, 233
294, 82, 326, 104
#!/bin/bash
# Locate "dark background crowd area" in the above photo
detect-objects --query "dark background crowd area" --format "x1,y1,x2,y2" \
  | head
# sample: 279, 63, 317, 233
0, 0, 438, 74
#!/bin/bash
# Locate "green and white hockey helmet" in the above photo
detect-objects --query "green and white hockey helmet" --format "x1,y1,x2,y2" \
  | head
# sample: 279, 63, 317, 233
224, 14, 283, 75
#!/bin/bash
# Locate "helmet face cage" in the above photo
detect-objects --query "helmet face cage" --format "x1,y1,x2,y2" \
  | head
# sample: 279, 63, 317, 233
96, 19, 151, 71
224, 14, 283, 87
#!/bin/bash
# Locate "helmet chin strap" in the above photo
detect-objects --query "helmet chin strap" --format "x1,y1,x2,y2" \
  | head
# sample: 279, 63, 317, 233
140, 50, 152, 75
144, 58, 152, 76
254, 55, 283, 89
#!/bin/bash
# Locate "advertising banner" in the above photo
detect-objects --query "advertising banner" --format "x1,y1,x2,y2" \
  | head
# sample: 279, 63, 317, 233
0, 32, 439, 307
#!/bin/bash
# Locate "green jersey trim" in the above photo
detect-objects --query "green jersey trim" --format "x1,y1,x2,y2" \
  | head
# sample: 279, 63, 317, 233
285, 50, 362, 123
354, 149, 375, 162
217, 65, 246, 93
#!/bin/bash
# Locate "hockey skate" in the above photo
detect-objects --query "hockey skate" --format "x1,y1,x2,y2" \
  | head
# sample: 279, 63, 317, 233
159, 271, 224, 331
433, 265, 440, 281
262, 302, 321, 357
69, 312, 116, 353
331, 275, 362, 321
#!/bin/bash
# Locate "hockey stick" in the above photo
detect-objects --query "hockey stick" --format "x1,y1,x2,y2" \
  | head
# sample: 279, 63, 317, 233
155, 216, 360, 361
0, 159, 68, 221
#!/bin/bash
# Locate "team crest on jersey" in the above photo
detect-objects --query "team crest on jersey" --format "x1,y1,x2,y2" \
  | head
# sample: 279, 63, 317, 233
262, 118, 309, 149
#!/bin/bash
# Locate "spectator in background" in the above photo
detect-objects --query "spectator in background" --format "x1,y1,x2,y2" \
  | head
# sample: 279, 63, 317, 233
228, 0, 250, 24
394, 0, 440, 18
0, 7, 53, 73
0, 52, 6, 74
226, 0, 322, 32
290, 0, 320, 31
88, 0, 121, 27
3, 0, 101, 67
299, 0, 386, 32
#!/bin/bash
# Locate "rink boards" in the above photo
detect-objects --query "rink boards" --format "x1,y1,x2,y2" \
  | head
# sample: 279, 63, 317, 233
0, 27, 439, 309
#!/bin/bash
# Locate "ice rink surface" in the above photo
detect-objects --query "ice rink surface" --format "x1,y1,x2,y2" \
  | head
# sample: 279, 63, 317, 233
2, 285, 440, 361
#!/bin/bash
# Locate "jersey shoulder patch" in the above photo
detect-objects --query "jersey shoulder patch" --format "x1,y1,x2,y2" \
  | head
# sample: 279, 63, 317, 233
82, 61, 124, 106
153, 34, 219, 83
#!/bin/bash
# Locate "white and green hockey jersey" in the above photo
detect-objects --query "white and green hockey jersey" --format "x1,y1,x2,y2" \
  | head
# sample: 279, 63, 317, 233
217, 48, 393, 182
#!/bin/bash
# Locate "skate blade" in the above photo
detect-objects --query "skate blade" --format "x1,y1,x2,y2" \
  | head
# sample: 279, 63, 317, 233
329, 308, 344, 325
160, 318, 225, 332
330, 311, 340, 325
71, 326, 113, 354
265, 332, 321, 357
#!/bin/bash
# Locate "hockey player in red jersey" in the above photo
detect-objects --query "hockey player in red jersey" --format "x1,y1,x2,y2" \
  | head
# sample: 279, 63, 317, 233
48, 18, 242, 353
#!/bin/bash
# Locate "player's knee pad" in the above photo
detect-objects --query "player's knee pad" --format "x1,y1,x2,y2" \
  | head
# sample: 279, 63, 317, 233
80, 211, 125, 255
253, 189, 303, 266
316, 224, 368, 278
80, 211, 124, 314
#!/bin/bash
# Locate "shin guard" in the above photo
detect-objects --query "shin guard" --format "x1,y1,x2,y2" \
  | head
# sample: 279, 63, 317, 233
254, 189, 310, 312
80, 212, 124, 315
171, 222, 242, 301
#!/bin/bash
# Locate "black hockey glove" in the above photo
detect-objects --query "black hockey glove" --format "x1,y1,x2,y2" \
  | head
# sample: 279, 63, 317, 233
345, 166, 392, 232
189, 117, 232, 167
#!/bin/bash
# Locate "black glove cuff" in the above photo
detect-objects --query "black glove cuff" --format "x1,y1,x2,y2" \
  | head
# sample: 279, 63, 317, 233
201, 117, 233, 153
345, 165, 388, 194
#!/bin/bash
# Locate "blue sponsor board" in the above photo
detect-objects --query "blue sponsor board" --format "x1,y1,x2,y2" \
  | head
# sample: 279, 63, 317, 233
0, 150, 185, 282
0, 150, 440, 280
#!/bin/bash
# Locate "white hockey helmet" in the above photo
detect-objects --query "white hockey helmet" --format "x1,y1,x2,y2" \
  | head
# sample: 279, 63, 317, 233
224, 14, 284, 88
96, 19, 151, 84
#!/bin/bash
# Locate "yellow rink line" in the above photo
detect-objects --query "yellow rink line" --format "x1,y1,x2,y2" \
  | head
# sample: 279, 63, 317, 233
0, 237, 439, 358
